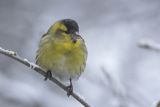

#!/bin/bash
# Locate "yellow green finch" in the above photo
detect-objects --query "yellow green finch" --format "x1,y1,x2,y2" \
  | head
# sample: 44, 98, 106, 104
36, 19, 87, 95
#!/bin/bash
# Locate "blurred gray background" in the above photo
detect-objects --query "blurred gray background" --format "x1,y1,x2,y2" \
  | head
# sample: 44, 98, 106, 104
0, 0, 160, 107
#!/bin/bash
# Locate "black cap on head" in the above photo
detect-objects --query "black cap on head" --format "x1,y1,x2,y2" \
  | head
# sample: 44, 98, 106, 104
61, 19, 79, 34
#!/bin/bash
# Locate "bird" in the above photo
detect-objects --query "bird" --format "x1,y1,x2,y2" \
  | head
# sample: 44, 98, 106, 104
36, 19, 87, 96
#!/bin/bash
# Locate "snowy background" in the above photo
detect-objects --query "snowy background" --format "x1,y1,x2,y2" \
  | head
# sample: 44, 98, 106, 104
0, 0, 160, 107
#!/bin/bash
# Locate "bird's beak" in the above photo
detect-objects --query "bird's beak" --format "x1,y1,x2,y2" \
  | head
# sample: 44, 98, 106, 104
71, 32, 78, 43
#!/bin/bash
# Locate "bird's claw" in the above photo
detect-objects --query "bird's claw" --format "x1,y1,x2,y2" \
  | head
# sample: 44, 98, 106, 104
66, 85, 73, 97
44, 71, 52, 81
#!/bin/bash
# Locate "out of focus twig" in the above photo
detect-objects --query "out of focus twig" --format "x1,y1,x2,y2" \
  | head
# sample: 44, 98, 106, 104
0, 47, 91, 107
138, 39, 160, 52
101, 67, 128, 107
157, 101, 160, 107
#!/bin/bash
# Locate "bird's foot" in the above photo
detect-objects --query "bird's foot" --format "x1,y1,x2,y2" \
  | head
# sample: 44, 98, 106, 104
66, 84, 73, 97
66, 78, 73, 97
44, 71, 52, 81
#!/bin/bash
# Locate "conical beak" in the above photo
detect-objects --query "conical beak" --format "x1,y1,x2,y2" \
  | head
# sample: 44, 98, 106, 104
71, 32, 78, 43
71, 35, 77, 43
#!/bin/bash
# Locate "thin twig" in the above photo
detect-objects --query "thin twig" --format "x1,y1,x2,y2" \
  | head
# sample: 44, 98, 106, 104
139, 39, 160, 107
101, 67, 128, 107
138, 39, 160, 52
156, 101, 160, 107
0, 47, 91, 107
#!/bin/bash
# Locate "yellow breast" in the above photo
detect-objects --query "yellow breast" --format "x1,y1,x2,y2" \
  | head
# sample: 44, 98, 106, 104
36, 34, 87, 80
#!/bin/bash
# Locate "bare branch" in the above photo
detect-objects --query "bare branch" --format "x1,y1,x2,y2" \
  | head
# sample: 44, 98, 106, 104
0, 47, 91, 107
138, 39, 160, 52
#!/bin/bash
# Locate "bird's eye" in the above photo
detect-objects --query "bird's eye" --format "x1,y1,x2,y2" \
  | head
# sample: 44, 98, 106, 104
75, 31, 79, 35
